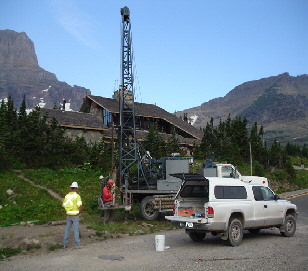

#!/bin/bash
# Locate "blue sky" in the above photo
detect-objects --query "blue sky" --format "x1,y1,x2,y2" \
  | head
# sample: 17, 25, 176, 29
1, 0, 307, 113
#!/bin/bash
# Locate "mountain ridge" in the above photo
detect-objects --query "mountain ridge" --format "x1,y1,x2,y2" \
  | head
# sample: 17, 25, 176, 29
175, 72, 308, 144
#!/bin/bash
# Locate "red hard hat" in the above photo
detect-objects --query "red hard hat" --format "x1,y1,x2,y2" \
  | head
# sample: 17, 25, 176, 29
108, 179, 114, 186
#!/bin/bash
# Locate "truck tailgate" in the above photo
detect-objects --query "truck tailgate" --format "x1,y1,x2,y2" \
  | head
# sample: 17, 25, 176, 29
165, 215, 208, 223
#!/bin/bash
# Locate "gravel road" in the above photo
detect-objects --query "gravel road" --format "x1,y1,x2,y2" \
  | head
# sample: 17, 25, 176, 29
1, 193, 307, 271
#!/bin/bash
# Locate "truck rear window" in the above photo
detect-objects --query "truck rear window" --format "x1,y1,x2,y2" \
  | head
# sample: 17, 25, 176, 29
214, 186, 247, 199
180, 185, 209, 198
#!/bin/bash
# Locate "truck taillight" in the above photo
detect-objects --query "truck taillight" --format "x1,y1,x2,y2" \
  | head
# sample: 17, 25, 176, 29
173, 204, 176, 214
207, 206, 214, 218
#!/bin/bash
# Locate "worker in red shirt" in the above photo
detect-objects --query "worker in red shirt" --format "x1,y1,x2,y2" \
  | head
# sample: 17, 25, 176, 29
103, 179, 114, 223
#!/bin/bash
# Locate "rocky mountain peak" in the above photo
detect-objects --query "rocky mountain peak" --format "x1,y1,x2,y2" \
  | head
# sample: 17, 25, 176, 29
0, 30, 39, 69
0, 30, 90, 111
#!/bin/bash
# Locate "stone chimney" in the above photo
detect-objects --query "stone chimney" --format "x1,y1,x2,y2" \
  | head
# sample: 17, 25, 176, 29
62, 99, 66, 111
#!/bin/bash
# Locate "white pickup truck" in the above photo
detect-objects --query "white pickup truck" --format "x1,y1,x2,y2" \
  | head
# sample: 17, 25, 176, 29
198, 163, 269, 186
165, 173, 297, 246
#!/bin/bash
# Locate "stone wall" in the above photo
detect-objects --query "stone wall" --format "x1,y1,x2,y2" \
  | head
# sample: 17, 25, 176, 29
63, 128, 103, 143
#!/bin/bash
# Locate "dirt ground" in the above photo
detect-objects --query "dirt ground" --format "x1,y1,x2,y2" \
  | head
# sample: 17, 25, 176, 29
0, 220, 105, 256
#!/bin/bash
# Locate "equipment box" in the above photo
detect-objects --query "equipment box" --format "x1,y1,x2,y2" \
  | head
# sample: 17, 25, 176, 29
178, 207, 193, 216
157, 180, 181, 191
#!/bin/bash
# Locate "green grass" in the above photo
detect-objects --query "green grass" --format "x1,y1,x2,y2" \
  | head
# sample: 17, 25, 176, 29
289, 156, 308, 167
0, 168, 176, 236
0, 171, 65, 226
0, 247, 22, 260
47, 243, 63, 251
1, 233, 14, 240
23, 168, 102, 215
292, 168, 308, 189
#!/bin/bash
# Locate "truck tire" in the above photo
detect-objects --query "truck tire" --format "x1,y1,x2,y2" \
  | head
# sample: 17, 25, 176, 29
227, 218, 243, 246
140, 196, 160, 221
189, 232, 206, 242
280, 214, 296, 237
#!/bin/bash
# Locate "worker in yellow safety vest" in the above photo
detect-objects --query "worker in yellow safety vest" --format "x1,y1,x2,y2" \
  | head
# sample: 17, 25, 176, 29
62, 182, 83, 248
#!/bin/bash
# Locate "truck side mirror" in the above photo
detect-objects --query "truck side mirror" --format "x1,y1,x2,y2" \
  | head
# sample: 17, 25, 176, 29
274, 194, 283, 200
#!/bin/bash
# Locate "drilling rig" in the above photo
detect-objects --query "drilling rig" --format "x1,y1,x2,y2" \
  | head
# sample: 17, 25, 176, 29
98, 7, 193, 220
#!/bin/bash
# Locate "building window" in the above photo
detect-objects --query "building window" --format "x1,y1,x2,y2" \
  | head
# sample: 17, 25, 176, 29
103, 109, 112, 127
214, 186, 247, 199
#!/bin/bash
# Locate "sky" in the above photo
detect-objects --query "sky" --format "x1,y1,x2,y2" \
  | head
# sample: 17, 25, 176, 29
1, 0, 307, 113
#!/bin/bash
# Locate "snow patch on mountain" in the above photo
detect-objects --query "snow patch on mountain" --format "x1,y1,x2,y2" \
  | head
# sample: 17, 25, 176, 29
189, 114, 198, 125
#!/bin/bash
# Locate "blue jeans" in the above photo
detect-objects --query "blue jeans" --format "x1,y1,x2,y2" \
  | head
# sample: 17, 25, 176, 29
63, 215, 80, 247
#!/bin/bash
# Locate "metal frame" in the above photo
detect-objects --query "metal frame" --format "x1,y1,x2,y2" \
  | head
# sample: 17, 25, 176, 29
119, 6, 138, 190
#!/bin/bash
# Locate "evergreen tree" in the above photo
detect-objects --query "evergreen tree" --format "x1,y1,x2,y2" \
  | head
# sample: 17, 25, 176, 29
143, 122, 166, 159
165, 127, 184, 156
0, 99, 10, 168
196, 113, 296, 176
183, 113, 188, 123
302, 144, 308, 159
285, 156, 296, 179
285, 142, 301, 157
0, 95, 19, 168
230, 116, 249, 162
88, 137, 116, 171
269, 140, 284, 169
199, 118, 215, 159
215, 118, 227, 157
249, 122, 267, 166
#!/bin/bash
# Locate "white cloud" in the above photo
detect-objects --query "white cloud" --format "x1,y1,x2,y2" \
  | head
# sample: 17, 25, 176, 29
49, 0, 102, 52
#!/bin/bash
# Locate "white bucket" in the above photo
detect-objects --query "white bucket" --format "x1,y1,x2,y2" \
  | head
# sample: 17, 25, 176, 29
155, 235, 165, 251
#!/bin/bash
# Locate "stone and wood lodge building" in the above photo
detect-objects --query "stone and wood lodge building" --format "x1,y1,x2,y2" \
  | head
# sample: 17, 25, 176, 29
40, 94, 203, 154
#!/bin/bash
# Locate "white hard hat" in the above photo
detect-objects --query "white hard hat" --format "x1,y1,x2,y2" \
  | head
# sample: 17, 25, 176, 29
70, 182, 78, 188
99, 175, 104, 180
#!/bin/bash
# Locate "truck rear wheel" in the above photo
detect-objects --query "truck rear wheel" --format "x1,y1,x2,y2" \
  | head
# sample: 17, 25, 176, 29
189, 232, 206, 242
280, 214, 296, 237
227, 218, 243, 246
140, 196, 160, 221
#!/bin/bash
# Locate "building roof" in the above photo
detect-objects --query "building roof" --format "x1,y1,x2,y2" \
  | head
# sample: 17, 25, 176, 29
39, 108, 107, 130
87, 95, 203, 140
39, 107, 200, 145
103, 127, 199, 146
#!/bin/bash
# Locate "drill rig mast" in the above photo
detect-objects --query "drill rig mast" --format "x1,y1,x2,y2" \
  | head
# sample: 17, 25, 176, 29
100, 6, 193, 220
119, 6, 138, 190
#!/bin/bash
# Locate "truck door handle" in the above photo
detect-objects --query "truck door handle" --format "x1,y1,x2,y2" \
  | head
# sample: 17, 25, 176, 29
264, 205, 268, 208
